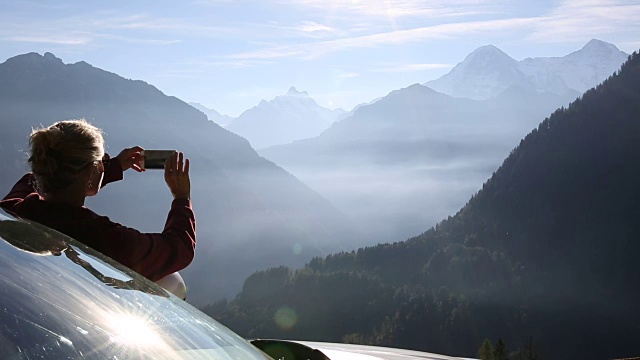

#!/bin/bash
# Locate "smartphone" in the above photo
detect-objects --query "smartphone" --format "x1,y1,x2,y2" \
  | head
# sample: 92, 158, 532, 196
142, 150, 175, 170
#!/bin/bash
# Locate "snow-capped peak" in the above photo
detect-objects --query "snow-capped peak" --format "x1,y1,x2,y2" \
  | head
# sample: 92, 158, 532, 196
464, 45, 515, 64
425, 44, 524, 99
424, 39, 629, 99
580, 38, 622, 54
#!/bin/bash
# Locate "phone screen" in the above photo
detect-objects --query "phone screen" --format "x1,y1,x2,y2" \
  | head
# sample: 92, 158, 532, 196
142, 150, 175, 170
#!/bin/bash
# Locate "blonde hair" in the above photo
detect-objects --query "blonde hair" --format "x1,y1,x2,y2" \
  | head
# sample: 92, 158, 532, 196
29, 119, 104, 192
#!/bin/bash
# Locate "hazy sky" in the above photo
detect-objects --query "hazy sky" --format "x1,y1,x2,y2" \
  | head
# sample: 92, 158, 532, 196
1, 0, 638, 116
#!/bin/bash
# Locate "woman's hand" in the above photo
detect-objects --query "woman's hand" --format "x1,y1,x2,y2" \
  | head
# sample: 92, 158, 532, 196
164, 151, 190, 200
116, 146, 145, 172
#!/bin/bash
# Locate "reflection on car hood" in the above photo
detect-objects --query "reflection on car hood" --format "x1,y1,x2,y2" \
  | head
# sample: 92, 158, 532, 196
0, 209, 271, 360
297, 342, 474, 360
252, 339, 475, 360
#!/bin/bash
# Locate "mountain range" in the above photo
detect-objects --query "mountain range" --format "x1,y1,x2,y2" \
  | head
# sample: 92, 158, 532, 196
225, 87, 346, 149
190, 39, 625, 154
183, 39, 626, 155
208, 49, 640, 360
259, 39, 629, 247
425, 38, 628, 99
0, 52, 357, 306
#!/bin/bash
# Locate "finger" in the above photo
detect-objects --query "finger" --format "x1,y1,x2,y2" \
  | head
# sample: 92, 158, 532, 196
131, 149, 143, 157
178, 152, 184, 172
172, 151, 179, 171
164, 155, 172, 173
169, 151, 178, 172
164, 151, 178, 174
131, 164, 144, 172
131, 152, 144, 164
123, 146, 141, 157
183, 158, 190, 176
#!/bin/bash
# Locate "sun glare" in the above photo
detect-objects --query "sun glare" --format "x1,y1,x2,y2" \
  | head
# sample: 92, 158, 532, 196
106, 312, 166, 347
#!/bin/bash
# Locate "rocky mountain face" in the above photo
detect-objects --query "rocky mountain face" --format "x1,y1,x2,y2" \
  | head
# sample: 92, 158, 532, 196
226, 87, 346, 149
0, 52, 357, 305
426, 39, 628, 99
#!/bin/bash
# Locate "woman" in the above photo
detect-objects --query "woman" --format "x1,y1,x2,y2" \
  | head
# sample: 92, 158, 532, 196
0, 119, 195, 283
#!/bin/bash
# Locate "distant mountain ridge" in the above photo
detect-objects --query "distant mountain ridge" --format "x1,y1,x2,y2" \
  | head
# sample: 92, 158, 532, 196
426, 39, 628, 99
189, 102, 235, 127
0, 52, 357, 305
226, 87, 346, 149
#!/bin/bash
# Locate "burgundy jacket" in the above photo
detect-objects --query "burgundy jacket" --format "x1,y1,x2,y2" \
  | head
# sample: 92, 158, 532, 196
0, 159, 196, 281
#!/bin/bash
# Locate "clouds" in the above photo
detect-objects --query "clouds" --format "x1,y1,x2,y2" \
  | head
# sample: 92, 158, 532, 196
225, 17, 540, 61
0, 9, 240, 49
527, 0, 640, 43
0, 13, 182, 47
0, 0, 636, 115
3, 1, 635, 60
276, 0, 491, 19
2, 34, 92, 46
373, 63, 452, 73
292, 21, 336, 34
337, 72, 360, 79
215, 0, 639, 63
2, 1, 636, 54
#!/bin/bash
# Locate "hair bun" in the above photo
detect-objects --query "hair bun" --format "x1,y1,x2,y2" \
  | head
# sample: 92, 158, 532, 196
28, 119, 104, 192
29, 129, 61, 176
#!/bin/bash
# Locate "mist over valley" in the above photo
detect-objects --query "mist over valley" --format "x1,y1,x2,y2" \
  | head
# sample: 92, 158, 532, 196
259, 40, 627, 246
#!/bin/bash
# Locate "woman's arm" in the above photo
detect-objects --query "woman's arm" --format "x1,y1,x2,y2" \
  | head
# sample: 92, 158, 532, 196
101, 146, 144, 187
94, 151, 195, 281
89, 200, 196, 281
101, 157, 124, 187
2, 174, 37, 201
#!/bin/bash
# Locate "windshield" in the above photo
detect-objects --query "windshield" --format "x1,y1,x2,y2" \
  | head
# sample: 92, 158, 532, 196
0, 213, 270, 360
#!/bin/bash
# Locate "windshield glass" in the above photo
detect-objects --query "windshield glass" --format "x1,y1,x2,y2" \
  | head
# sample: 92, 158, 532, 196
0, 214, 270, 360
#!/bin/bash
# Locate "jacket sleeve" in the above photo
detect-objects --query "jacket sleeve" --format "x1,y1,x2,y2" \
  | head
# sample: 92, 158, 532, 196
101, 157, 124, 187
2, 174, 37, 201
93, 198, 196, 282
